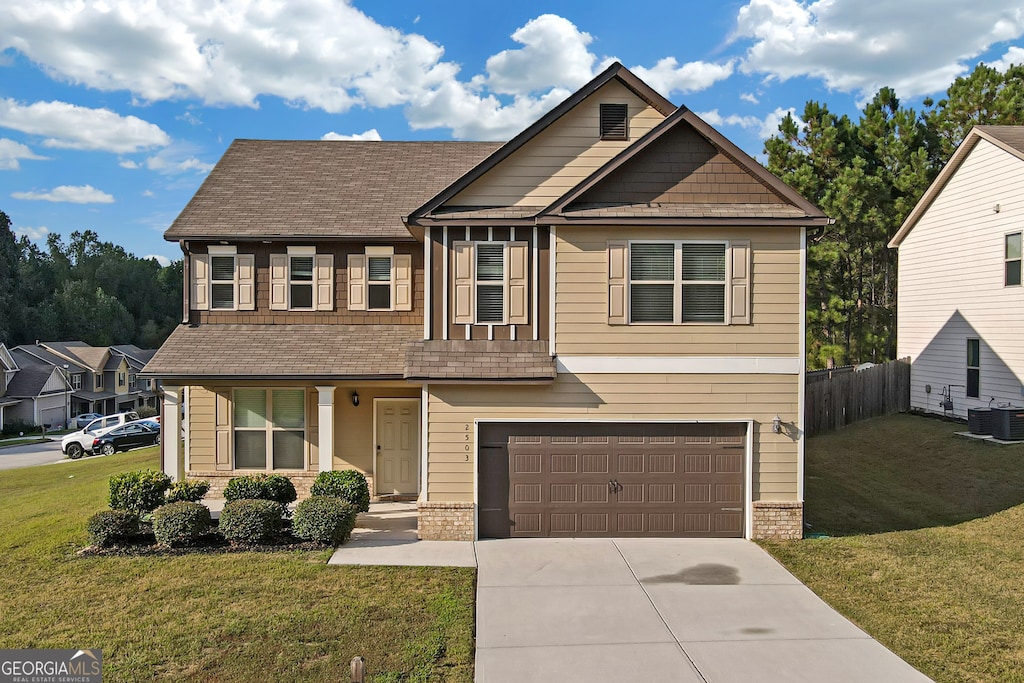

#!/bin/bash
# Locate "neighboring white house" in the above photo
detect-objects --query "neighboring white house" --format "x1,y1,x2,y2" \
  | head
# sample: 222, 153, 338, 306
889, 126, 1024, 418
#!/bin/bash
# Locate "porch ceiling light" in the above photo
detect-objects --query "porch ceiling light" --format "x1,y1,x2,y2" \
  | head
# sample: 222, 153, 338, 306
351, 390, 360, 407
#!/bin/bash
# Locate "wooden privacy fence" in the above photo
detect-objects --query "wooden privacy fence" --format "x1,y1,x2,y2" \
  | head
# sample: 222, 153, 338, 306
804, 358, 910, 437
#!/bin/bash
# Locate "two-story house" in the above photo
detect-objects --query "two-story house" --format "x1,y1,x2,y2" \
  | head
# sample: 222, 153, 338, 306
144, 63, 829, 541
889, 126, 1024, 419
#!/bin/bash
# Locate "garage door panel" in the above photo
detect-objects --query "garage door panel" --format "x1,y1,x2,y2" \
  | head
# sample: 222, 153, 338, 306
486, 422, 746, 539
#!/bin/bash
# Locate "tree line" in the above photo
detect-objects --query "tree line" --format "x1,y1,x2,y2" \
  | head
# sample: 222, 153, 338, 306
766, 62, 1024, 369
0, 211, 182, 349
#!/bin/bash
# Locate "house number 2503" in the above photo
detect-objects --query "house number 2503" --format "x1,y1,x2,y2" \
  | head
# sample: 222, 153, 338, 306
464, 424, 471, 460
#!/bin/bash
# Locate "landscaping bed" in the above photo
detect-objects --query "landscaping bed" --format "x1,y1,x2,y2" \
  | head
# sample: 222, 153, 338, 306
761, 413, 1024, 683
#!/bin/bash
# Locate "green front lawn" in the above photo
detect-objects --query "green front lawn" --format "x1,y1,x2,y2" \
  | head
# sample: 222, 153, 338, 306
762, 414, 1024, 682
0, 449, 475, 682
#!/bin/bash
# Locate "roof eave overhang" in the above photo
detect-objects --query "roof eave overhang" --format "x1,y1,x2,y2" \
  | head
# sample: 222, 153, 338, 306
138, 373, 407, 382
403, 377, 556, 385
170, 234, 419, 244
544, 216, 834, 227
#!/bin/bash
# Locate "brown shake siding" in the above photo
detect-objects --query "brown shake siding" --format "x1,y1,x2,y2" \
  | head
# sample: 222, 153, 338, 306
190, 241, 423, 325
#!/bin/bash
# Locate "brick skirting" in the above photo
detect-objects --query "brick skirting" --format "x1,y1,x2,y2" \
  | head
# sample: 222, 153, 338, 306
752, 501, 803, 540
417, 501, 475, 541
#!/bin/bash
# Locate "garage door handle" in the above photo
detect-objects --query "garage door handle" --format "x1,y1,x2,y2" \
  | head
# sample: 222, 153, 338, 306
721, 507, 742, 512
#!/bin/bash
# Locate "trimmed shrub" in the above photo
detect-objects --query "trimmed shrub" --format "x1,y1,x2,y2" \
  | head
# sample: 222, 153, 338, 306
136, 406, 159, 419
218, 499, 283, 545
152, 501, 212, 547
292, 496, 358, 545
310, 470, 370, 512
223, 474, 297, 506
166, 479, 211, 504
86, 509, 140, 547
109, 470, 172, 513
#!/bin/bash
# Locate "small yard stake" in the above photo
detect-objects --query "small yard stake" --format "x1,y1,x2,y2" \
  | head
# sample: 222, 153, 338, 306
350, 655, 365, 683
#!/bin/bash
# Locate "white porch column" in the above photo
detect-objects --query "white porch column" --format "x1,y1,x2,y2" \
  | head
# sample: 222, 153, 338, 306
316, 386, 336, 473
161, 385, 184, 482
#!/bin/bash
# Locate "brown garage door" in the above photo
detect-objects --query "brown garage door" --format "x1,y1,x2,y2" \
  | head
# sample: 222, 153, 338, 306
479, 423, 745, 538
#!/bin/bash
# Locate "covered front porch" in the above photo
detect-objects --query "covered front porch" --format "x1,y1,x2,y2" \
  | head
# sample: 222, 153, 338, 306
160, 380, 423, 500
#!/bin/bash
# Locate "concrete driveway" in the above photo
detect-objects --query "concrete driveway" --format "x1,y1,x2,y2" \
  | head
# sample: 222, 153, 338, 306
475, 538, 931, 683
0, 440, 65, 470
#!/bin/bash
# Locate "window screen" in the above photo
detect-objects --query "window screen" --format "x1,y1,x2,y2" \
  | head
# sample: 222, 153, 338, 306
630, 243, 674, 323
1006, 233, 1021, 286
368, 256, 392, 310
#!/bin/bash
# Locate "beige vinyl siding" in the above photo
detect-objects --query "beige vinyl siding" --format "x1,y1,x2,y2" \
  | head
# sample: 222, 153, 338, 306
555, 226, 802, 355
331, 385, 420, 474
447, 81, 666, 207
426, 373, 799, 502
187, 386, 217, 470
897, 139, 1024, 417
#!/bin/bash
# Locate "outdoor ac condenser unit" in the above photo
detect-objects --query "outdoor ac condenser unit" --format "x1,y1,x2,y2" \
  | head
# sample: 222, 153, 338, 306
991, 406, 1024, 441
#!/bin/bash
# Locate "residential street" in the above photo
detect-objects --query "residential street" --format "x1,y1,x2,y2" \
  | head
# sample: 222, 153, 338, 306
0, 440, 66, 470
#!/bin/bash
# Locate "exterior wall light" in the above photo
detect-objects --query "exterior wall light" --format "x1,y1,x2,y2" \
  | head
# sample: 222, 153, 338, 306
772, 415, 782, 434
351, 390, 360, 407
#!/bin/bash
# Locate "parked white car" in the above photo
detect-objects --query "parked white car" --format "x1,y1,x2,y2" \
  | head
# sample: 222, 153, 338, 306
61, 411, 140, 459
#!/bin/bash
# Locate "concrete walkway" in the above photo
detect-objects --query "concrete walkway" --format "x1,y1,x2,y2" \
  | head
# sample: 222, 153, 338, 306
474, 538, 932, 683
328, 502, 475, 567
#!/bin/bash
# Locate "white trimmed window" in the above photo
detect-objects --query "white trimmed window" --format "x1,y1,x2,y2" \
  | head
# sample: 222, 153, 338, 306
128, 373, 136, 390
608, 239, 750, 326
967, 339, 980, 399
71, 374, 82, 390
1006, 233, 1021, 287
192, 246, 256, 312
270, 247, 334, 311
118, 371, 126, 387
452, 240, 529, 326
347, 246, 412, 312
95, 373, 103, 390
233, 388, 306, 470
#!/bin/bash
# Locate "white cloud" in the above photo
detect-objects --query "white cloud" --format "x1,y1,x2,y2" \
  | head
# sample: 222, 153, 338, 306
11, 184, 115, 203
483, 15, 597, 95
142, 189, 154, 197
119, 159, 139, 169
0, 99, 169, 153
0, 5, 736, 141
321, 128, 383, 141
734, 0, 1024, 98
631, 58, 735, 96
144, 254, 172, 267
0, 138, 46, 170
698, 106, 799, 139
740, 92, 760, 104
143, 146, 214, 175
13, 225, 49, 241
990, 45, 1024, 71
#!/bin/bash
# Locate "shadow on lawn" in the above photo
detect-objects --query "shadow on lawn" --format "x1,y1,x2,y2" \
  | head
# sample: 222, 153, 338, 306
801, 413, 1024, 536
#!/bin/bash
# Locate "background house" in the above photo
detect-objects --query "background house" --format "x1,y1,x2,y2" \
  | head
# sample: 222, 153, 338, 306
890, 126, 1024, 418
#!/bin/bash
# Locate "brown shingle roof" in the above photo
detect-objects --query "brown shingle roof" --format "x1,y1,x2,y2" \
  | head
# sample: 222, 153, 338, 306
977, 125, 1024, 155
143, 324, 421, 379
405, 340, 555, 382
165, 140, 502, 241
560, 202, 807, 219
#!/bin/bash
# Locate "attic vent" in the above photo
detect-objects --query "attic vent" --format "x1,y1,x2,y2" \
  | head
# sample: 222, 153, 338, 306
600, 103, 628, 140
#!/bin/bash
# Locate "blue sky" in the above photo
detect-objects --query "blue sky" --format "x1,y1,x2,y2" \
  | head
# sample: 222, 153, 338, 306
2, 0, 1023, 265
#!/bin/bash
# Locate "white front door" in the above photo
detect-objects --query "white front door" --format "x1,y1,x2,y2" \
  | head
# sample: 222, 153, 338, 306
375, 399, 420, 495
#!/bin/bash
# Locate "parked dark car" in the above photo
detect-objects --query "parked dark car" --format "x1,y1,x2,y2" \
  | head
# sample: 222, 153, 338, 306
91, 420, 160, 455
72, 413, 103, 430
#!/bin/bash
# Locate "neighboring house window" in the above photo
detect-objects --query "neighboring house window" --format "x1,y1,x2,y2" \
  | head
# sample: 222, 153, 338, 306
347, 247, 412, 312
628, 242, 726, 323
118, 371, 126, 387
128, 374, 136, 390
452, 241, 529, 326
95, 373, 103, 390
967, 339, 980, 399
191, 246, 256, 312
600, 103, 628, 140
269, 247, 334, 311
71, 374, 82, 390
608, 239, 750, 326
1005, 233, 1021, 286
233, 389, 306, 470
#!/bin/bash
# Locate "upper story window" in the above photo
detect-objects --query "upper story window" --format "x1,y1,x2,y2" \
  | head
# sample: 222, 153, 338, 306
192, 246, 256, 312
118, 371, 126, 387
600, 103, 628, 141
95, 373, 103, 390
128, 373, 136, 390
1005, 233, 1021, 286
607, 239, 750, 326
348, 246, 412, 312
71, 373, 82, 390
452, 241, 528, 326
270, 247, 334, 311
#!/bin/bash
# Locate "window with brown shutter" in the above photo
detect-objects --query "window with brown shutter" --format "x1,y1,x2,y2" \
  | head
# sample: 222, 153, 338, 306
600, 103, 628, 140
